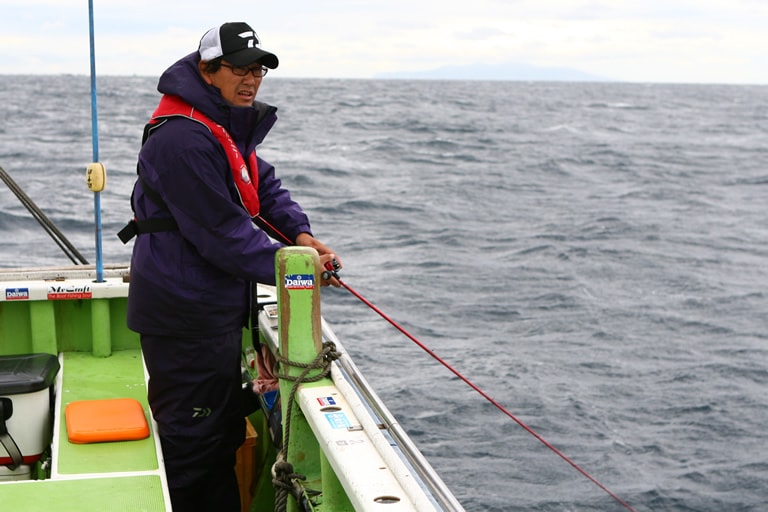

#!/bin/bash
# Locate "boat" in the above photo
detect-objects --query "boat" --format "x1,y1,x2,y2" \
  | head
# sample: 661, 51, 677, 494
0, 6, 466, 512
0, 256, 464, 511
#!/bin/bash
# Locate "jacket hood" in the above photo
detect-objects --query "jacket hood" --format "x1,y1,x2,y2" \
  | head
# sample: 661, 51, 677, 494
155, 52, 276, 149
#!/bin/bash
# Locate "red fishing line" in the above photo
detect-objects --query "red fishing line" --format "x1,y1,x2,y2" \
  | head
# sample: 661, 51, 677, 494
335, 274, 637, 512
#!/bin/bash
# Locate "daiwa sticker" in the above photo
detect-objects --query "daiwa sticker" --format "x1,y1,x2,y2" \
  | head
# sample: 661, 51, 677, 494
5, 288, 29, 301
284, 274, 314, 290
317, 396, 337, 406
47, 284, 92, 300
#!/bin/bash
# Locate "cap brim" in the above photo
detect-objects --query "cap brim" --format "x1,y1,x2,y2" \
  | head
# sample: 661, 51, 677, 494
225, 48, 279, 69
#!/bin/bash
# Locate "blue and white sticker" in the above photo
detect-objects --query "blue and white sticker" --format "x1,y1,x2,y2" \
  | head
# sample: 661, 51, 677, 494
317, 396, 337, 406
284, 274, 314, 290
325, 412, 351, 430
5, 287, 29, 301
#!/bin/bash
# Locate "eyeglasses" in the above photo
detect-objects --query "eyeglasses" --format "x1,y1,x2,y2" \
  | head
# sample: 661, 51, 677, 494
220, 62, 269, 78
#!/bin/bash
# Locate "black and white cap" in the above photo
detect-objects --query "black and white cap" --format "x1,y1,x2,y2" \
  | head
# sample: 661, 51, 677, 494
198, 22, 279, 69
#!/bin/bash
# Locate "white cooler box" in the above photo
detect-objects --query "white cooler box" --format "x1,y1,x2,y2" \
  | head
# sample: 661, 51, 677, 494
0, 353, 60, 470
0, 464, 32, 481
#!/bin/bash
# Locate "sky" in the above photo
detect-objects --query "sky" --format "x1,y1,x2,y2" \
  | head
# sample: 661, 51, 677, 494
1, 0, 767, 84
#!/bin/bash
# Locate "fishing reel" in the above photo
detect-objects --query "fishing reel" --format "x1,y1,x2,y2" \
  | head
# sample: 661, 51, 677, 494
321, 258, 341, 280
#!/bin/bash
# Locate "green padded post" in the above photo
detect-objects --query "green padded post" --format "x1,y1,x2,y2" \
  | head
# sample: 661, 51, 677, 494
29, 301, 58, 355
90, 298, 112, 357
276, 247, 326, 511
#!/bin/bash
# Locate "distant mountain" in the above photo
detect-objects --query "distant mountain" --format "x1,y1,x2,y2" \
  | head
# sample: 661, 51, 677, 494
373, 62, 613, 82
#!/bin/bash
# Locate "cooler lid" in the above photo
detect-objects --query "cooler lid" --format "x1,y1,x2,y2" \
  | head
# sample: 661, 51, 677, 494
0, 354, 60, 394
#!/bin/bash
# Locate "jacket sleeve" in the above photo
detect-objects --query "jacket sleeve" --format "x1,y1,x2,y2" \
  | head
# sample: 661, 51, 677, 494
136, 120, 280, 284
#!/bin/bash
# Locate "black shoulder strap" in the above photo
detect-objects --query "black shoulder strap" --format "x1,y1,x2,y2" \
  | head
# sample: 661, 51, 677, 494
117, 120, 180, 244
0, 398, 23, 471
117, 177, 179, 244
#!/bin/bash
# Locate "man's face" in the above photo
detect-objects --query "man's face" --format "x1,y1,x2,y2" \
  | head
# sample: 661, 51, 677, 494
201, 60, 265, 107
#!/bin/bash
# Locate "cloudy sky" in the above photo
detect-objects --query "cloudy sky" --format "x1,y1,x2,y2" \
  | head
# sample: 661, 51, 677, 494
2, 0, 766, 84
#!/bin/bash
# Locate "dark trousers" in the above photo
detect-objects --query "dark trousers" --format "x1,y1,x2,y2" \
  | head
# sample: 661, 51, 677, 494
141, 330, 245, 511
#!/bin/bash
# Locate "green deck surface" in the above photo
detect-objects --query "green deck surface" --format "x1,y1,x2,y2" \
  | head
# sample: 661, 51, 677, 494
1, 475, 166, 511
57, 350, 159, 474
2, 350, 167, 511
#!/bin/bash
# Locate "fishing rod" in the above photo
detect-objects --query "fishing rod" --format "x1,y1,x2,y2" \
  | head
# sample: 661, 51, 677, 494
256, 213, 637, 511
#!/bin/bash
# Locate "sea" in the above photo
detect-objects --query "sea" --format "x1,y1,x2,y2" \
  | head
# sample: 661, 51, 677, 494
1, 75, 767, 511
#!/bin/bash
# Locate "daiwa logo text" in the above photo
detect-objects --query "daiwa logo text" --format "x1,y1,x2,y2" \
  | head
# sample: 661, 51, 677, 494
5, 288, 29, 300
285, 274, 314, 290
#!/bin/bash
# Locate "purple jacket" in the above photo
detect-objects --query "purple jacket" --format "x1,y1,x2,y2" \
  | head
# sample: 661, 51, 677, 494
126, 53, 311, 337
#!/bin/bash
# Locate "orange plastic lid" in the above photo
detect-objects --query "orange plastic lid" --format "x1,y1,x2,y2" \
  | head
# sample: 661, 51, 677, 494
65, 398, 150, 444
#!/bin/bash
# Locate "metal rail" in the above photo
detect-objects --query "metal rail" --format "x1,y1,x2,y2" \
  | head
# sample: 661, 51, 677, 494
321, 321, 466, 512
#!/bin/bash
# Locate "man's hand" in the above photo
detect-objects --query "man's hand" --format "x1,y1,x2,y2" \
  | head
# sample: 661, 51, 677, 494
295, 233, 342, 287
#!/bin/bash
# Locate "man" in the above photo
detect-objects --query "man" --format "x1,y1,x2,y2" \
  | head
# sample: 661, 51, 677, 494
124, 22, 341, 510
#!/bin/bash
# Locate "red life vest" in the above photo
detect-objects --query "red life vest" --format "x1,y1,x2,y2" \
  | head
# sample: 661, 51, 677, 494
149, 94, 260, 217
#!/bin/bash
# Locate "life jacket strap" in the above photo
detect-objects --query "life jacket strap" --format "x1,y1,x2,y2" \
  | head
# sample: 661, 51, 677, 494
117, 177, 178, 244
117, 217, 179, 244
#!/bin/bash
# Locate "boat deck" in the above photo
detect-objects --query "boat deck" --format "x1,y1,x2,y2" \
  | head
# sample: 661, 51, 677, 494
0, 267, 465, 511
2, 349, 171, 511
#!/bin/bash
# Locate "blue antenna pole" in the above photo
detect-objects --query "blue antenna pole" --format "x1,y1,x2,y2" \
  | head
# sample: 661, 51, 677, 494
88, 0, 104, 282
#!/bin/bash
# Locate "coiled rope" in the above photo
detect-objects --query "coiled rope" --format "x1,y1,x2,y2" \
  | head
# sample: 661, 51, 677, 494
271, 341, 341, 512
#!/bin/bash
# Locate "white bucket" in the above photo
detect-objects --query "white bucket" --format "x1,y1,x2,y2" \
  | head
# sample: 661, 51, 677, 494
0, 353, 59, 468
0, 464, 32, 481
